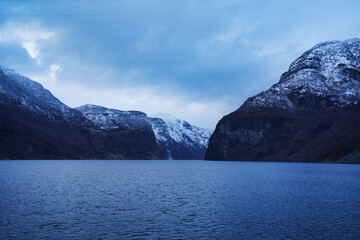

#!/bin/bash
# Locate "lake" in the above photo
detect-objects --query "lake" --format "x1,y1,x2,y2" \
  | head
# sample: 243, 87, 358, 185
0, 160, 359, 239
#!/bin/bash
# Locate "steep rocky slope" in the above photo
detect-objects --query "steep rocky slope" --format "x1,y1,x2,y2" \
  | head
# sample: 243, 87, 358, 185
0, 65, 94, 159
76, 105, 160, 159
150, 113, 212, 159
75, 106, 212, 160
206, 38, 360, 163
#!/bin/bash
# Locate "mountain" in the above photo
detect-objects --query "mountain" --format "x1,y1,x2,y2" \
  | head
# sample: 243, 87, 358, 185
75, 104, 160, 159
0, 66, 159, 159
0, 64, 211, 159
76, 104, 152, 131
149, 113, 212, 159
0, 65, 85, 123
206, 38, 360, 163
75, 106, 212, 160
0, 65, 95, 159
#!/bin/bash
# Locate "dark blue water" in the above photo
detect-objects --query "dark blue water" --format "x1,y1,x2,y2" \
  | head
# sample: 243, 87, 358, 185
0, 160, 359, 239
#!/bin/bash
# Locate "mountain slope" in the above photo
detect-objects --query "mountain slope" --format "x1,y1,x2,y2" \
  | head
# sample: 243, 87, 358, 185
0, 67, 159, 159
0, 66, 95, 159
150, 113, 212, 159
0, 65, 86, 125
75, 106, 213, 160
76, 105, 160, 159
0, 65, 212, 160
206, 38, 360, 163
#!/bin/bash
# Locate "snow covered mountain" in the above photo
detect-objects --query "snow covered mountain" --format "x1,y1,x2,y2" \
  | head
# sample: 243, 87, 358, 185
0, 64, 212, 159
76, 104, 152, 131
74, 104, 160, 159
206, 38, 360, 163
244, 38, 360, 110
0, 65, 84, 124
0, 65, 100, 159
0, 66, 157, 159
149, 113, 212, 159
75, 105, 212, 159
0, 63, 214, 159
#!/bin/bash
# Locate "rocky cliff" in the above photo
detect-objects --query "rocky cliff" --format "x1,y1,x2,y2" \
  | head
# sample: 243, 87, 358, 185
150, 113, 212, 159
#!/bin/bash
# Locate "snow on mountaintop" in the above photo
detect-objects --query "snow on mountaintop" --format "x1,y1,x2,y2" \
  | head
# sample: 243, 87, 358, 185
245, 38, 360, 110
0, 64, 80, 121
0, 65, 14, 74
76, 104, 151, 130
150, 113, 212, 148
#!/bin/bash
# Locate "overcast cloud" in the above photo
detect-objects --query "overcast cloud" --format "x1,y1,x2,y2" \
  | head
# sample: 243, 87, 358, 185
0, 0, 359, 128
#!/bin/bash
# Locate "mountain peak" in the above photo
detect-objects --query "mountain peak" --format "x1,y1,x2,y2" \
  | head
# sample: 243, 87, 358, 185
310, 38, 360, 50
149, 114, 212, 159
76, 104, 150, 130
0, 64, 82, 122
0, 64, 15, 74
243, 38, 360, 110
149, 113, 212, 150
76, 104, 108, 111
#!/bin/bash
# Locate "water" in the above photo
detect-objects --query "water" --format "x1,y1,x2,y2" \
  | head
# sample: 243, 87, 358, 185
0, 160, 359, 239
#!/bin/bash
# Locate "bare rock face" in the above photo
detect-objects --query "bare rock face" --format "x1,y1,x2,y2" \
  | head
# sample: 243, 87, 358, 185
149, 113, 212, 160
206, 38, 360, 163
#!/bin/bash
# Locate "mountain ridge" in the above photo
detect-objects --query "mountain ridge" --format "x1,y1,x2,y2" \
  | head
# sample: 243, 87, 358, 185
149, 113, 212, 159
0, 66, 210, 160
242, 38, 360, 111
76, 105, 212, 160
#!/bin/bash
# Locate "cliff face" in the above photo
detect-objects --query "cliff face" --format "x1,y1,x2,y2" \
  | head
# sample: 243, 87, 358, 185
206, 38, 360, 163
76, 105, 161, 160
149, 114, 212, 159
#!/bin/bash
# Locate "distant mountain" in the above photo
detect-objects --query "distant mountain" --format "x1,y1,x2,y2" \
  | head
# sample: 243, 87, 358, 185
75, 104, 160, 160
206, 38, 360, 163
76, 104, 152, 131
75, 105, 212, 160
0, 65, 211, 159
149, 113, 212, 159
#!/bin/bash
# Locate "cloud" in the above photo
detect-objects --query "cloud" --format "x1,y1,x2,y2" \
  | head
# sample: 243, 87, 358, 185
31, 63, 61, 89
30, 64, 230, 129
194, 18, 258, 64
0, 22, 54, 63
1, 1, 359, 130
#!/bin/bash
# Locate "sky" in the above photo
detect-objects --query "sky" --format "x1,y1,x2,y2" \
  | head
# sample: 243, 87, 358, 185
0, 0, 359, 129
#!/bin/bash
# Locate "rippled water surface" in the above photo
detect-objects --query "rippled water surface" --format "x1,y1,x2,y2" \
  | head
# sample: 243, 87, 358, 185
0, 160, 359, 239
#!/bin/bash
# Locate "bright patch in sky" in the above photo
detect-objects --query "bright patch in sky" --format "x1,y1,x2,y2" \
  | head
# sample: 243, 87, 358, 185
0, 22, 54, 63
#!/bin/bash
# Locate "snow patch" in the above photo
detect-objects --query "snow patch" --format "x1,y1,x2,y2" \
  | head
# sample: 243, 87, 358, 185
247, 38, 360, 109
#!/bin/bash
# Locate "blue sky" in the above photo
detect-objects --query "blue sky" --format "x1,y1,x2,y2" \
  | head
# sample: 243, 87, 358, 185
0, 0, 359, 128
